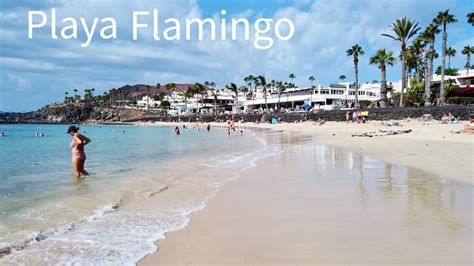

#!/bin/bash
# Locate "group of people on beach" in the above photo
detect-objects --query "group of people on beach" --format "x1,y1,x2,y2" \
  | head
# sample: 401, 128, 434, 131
346, 111, 368, 124
174, 118, 244, 137
441, 113, 458, 124
175, 121, 213, 136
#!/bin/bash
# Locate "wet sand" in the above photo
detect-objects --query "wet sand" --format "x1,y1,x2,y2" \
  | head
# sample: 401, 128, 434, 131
233, 120, 473, 184
140, 129, 473, 265
151, 120, 473, 184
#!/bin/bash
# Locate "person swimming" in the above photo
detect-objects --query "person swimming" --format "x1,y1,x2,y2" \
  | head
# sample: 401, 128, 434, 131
67, 126, 91, 178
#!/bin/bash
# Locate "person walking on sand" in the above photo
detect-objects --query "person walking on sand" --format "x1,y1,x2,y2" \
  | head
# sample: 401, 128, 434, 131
345, 111, 350, 123
67, 126, 90, 178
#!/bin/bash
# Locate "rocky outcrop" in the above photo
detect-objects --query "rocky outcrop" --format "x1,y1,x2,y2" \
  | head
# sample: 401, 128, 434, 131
1, 104, 473, 124
0, 103, 157, 124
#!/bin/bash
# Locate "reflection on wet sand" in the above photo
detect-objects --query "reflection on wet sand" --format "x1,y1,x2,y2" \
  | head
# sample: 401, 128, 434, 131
404, 168, 463, 231
290, 140, 470, 233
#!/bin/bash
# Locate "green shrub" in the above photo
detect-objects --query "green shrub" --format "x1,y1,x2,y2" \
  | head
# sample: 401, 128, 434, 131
446, 97, 474, 105
358, 100, 372, 108
406, 81, 425, 106
435, 66, 458, 76
160, 100, 171, 108
444, 79, 459, 98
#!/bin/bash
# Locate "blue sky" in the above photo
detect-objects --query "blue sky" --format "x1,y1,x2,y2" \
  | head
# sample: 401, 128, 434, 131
0, 0, 472, 111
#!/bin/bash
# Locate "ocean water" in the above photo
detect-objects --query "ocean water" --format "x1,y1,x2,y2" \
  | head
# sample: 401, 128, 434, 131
0, 124, 280, 264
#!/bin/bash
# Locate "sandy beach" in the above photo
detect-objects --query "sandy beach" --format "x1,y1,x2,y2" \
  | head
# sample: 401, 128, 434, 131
148, 120, 473, 183
239, 120, 473, 184
140, 120, 473, 265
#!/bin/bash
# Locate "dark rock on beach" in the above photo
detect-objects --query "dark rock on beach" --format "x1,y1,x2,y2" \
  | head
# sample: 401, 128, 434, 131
1, 104, 473, 124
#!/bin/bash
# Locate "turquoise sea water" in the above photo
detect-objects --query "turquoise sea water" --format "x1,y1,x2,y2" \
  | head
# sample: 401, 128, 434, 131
0, 124, 277, 264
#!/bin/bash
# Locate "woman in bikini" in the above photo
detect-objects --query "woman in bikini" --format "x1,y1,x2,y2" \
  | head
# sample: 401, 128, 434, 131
67, 126, 91, 178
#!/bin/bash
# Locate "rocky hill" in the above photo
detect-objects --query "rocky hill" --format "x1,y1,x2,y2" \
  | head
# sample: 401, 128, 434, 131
0, 83, 198, 124
0, 103, 159, 124
118, 84, 193, 100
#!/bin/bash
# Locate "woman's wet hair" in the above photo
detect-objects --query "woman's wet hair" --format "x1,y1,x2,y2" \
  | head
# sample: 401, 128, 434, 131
67, 126, 79, 133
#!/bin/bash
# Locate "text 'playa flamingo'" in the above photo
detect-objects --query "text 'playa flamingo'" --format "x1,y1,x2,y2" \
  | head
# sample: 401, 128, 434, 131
27, 8, 295, 49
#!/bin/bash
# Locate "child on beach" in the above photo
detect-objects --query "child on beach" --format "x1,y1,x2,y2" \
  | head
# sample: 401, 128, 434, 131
441, 113, 449, 124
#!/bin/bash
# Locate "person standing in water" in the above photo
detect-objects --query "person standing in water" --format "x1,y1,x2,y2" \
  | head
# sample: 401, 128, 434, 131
67, 126, 90, 178
206, 123, 211, 132
175, 126, 180, 135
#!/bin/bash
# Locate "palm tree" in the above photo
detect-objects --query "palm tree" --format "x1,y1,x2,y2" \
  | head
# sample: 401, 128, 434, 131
446, 47, 456, 68
275, 80, 286, 109
405, 46, 419, 80
83, 89, 90, 102
239, 85, 249, 111
210, 90, 219, 115
370, 49, 396, 107
64, 91, 69, 103
110, 88, 117, 106
134, 87, 140, 101
289, 73, 296, 84
308, 76, 316, 104
91, 88, 95, 102
240, 86, 249, 99
193, 82, 205, 114
382, 17, 420, 107
73, 89, 78, 97
462, 46, 473, 75
411, 38, 425, 82
420, 23, 440, 104
433, 10, 458, 104
165, 83, 176, 95
257, 75, 268, 110
123, 90, 129, 106
244, 75, 255, 92
308, 76, 315, 87
468, 12, 474, 26
346, 44, 365, 107
339, 75, 346, 82
179, 91, 191, 114
461, 45, 474, 75
145, 85, 151, 111
226, 83, 239, 113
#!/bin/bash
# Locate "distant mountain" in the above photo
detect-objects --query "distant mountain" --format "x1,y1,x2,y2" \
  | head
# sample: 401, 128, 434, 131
118, 84, 194, 99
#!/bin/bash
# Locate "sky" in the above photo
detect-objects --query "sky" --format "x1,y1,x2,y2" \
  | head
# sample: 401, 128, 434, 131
0, 0, 472, 112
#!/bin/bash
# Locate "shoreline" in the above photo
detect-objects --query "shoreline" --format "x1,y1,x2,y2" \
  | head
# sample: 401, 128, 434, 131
150, 119, 473, 185
139, 124, 473, 265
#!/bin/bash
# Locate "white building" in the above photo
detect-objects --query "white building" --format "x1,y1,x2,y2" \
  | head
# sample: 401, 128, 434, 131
137, 96, 160, 109
241, 81, 401, 111
132, 80, 405, 114
431, 69, 474, 89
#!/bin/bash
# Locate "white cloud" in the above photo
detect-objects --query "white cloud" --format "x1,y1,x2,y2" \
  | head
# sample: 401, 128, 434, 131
0, 0, 471, 111
7, 74, 29, 90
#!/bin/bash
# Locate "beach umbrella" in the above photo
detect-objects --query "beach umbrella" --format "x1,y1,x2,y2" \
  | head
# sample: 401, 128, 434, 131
303, 102, 311, 110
